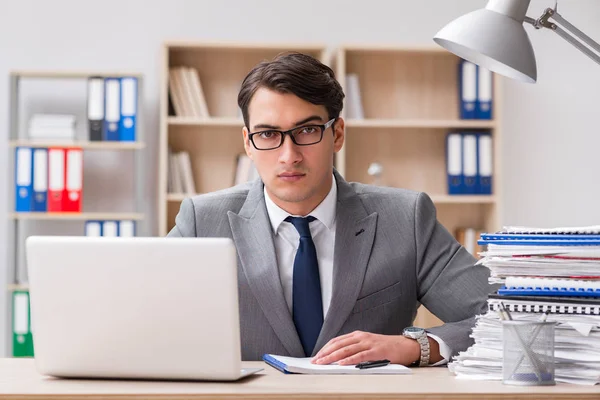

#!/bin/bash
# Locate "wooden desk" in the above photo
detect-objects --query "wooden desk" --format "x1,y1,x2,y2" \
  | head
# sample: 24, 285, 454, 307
2, 358, 598, 399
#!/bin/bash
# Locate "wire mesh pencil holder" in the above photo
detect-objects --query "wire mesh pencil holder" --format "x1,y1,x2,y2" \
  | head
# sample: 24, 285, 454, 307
502, 321, 556, 386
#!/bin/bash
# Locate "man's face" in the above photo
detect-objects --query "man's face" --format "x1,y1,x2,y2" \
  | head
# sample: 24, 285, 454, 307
242, 87, 344, 215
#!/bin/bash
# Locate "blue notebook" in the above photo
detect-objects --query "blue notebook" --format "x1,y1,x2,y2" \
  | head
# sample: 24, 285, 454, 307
497, 286, 600, 298
262, 354, 411, 375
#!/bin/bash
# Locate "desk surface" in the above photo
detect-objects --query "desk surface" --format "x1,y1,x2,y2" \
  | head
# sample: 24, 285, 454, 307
1, 358, 598, 400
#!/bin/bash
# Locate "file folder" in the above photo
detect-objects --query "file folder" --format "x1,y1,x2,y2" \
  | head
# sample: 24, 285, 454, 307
459, 59, 477, 119
85, 220, 102, 236
47, 148, 65, 212
103, 78, 120, 141
476, 66, 493, 119
32, 148, 48, 212
12, 291, 34, 357
446, 133, 463, 194
463, 133, 478, 194
87, 76, 104, 141
477, 133, 493, 194
15, 147, 33, 212
63, 148, 82, 212
119, 77, 137, 141
118, 220, 136, 237
102, 221, 119, 236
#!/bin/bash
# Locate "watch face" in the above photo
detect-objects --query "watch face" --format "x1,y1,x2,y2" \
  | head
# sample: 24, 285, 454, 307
404, 327, 424, 334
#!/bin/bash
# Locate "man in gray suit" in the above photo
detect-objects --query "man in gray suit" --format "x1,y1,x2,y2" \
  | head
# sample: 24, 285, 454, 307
168, 52, 492, 367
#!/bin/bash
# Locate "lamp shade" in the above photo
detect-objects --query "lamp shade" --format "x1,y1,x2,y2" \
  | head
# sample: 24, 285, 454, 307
433, 0, 537, 83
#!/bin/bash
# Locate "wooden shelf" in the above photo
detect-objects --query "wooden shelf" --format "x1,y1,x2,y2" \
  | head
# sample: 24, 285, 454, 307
345, 119, 496, 129
11, 70, 143, 79
8, 284, 28, 292
9, 212, 144, 221
430, 195, 496, 204
167, 193, 195, 202
9, 140, 145, 150
167, 116, 243, 127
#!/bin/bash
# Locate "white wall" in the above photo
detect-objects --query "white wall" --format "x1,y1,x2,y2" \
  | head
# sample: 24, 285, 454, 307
1, 0, 599, 356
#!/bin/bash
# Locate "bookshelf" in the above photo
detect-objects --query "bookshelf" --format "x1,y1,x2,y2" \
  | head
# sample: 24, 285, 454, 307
335, 44, 502, 328
6, 70, 146, 357
159, 42, 502, 329
159, 41, 330, 235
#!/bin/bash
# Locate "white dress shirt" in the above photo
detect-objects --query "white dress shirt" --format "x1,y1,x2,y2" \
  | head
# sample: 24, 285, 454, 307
263, 175, 451, 365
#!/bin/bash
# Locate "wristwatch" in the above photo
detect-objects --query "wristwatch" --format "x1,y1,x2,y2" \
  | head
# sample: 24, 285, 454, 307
402, 326, 430, 367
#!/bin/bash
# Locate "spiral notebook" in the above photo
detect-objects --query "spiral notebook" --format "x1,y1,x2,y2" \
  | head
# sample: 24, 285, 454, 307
480, 225, 600, 246
497, 277, 600, 298
488, 295, 600, 315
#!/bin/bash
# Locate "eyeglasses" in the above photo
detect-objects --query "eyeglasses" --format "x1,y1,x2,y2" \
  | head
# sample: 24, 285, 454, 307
248, 118, 335, 150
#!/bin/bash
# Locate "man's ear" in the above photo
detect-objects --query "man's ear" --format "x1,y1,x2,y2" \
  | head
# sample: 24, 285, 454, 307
242, 126, 253, 160
333, 117, 345, 153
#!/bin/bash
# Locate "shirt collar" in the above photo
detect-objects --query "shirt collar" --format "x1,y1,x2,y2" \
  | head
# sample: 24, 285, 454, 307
264, 174, 337, 234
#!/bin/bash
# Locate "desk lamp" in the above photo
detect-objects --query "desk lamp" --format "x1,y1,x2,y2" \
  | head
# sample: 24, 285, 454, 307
433, 0, 600, 83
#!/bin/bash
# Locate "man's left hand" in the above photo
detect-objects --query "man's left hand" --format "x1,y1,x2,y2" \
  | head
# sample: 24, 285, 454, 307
311, 330, 441, 366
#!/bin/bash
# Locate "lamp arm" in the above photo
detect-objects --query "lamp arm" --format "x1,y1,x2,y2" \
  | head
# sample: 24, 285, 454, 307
524, 7, 600, 66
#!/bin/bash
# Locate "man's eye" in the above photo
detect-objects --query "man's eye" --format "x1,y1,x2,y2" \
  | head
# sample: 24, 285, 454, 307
300, 127, 317, 134
259, 131, 277, 139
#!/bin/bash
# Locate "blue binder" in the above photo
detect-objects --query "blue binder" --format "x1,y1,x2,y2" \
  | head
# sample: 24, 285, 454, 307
119, 77, 137, 141
32, 148, 48, 212
462, 133, 478, 194
103, 78, 121, 141
476, 66, 493, 119
477, 132, 492, 194
446, 132, 464, 194
15, 147, 33, 212
458, 59, 477, 119
85, 220, 103, 236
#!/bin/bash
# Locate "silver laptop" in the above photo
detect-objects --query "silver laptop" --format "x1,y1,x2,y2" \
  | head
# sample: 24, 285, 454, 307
25, 235, 262, 381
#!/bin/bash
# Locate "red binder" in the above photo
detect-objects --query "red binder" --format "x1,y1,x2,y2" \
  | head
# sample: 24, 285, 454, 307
63, 147, 82, 212
47, 148, 65, 212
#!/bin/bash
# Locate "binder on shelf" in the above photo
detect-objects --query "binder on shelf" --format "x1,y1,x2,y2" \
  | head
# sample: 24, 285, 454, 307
32, 148, 48, 212
47, 148, 65, 212
103, 78, 121, 141
446, 132, 463, 194
463, 133, 478, 194
85, 220, 102, 236
476, 66, 493, 119
63, 148, 83, 212
477, 132, 493, 194
345, 73, 364, 119
102, 221, 119, 237
119, 220, 136, 237
119, 77, 137, 141
88, 77, 105, 141
15, 147, 33, 212
12, 291, 34, 357
458, 59, 477, 119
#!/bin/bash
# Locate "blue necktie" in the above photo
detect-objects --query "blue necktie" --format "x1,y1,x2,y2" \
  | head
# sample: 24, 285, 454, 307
285, 215, 324, 356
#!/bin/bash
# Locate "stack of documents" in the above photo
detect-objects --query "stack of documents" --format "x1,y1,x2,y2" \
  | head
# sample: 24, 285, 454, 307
448, 225, 600, 385
28, 114, 76, 141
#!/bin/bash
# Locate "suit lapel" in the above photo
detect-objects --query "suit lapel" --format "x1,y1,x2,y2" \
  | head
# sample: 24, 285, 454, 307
228, 180, 305, 357
313, 171, 377, 354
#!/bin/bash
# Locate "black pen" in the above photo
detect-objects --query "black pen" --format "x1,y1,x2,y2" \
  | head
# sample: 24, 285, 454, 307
355, 359, 391, 369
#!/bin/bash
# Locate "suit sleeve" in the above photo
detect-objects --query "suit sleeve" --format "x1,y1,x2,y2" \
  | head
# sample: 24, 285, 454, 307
413, 191, 495, 358
166, 198, 197, 237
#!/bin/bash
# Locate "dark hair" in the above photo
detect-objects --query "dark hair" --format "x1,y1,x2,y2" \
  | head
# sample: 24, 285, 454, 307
237, 51, 345, 129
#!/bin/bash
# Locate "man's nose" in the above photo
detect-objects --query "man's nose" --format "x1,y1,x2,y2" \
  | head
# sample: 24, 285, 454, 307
278, 134, 302, 164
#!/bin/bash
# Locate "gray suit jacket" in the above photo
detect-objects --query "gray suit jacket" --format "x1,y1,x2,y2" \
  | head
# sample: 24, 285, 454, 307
167, 170, 492, 361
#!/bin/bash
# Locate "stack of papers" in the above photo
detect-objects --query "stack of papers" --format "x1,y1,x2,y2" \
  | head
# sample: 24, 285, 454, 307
448, 225, 600, 385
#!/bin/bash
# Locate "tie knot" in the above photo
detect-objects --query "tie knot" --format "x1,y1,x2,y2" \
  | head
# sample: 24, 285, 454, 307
285, 216, 316, 237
